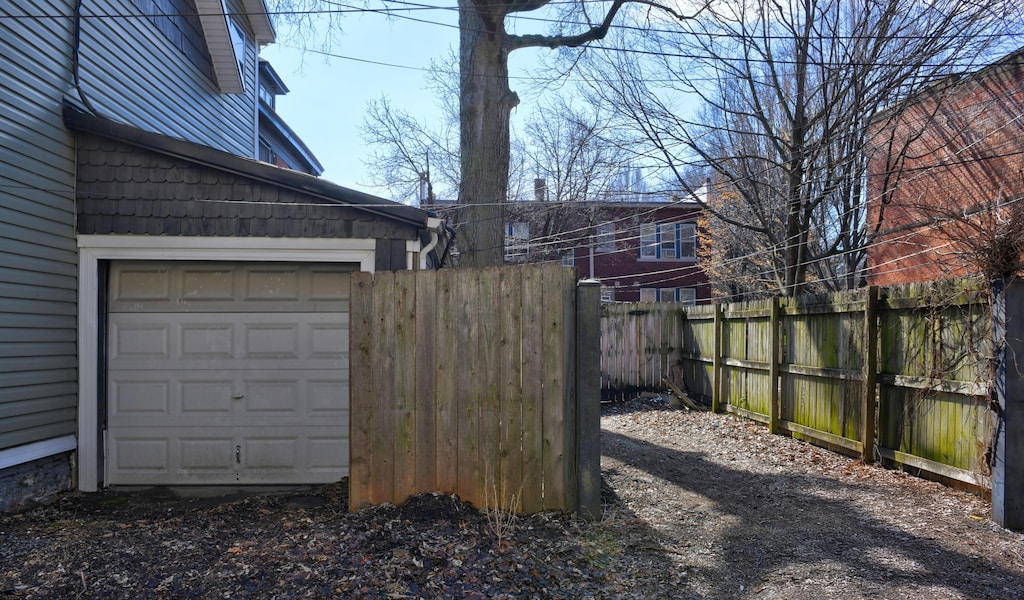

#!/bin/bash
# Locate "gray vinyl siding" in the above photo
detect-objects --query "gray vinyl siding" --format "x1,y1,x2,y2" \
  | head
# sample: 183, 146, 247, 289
0, 1, 79, 452
79, 0, 257, 157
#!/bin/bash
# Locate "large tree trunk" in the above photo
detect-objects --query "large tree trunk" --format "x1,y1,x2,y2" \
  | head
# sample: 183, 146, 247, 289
457, 2, 518, 268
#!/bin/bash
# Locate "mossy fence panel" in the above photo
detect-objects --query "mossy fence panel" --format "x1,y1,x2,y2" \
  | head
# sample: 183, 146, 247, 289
599, 281, 995, 488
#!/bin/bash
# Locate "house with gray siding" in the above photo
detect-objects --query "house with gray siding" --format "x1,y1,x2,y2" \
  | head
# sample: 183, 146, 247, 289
1, 0, 444, 510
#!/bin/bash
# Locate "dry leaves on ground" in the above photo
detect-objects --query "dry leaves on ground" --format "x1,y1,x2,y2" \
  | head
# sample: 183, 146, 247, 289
1, 397, 1023, 599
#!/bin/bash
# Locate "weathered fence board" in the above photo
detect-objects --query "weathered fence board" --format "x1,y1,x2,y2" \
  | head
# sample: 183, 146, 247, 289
350, 264, 592, 514
780, 292, 866, 451
600, 280, 995, 489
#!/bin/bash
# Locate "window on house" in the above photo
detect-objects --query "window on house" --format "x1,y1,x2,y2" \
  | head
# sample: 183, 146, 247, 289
678, 223, 696, 259
561, 252, 575, 267
596, 223, 616, 253
640, 223, 658, 258
259, 83, 275, 108
639, 287, 698, 304
227, 15, 247, 85
639, 221, 697, 260
659, 223, 676, 258
131, 0, 215, 81
678, 287, 697, 305
505, 222, 530, 259
258, 140, 273, 163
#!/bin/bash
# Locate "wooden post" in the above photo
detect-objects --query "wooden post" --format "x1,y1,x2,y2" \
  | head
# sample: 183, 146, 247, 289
576, 279, 602, 521
768, 298, 782, 434
712, 302, 724, 413
862, 286, 878, 464
992, 279, 1024, 531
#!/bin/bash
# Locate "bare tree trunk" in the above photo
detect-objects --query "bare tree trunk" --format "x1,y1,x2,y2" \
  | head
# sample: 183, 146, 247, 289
457, 2, 517, 267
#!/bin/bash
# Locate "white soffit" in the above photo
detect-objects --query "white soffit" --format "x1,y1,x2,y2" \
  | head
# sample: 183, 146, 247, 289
195, 0, 244, 93
243, 0, 276, 43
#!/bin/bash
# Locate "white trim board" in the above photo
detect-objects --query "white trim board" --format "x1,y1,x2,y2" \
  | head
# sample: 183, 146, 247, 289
0, 435, 77, 470
76, 235, 377, 491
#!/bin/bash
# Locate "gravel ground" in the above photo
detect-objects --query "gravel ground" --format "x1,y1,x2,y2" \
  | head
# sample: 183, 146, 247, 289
1, 397, 1022, 599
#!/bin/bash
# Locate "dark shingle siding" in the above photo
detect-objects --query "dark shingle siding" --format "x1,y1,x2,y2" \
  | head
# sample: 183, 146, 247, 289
76, 135, 421, 241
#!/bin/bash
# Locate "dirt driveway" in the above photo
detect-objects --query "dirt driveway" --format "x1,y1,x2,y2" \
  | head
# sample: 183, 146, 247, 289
599, 399, 1024, 599
2, 398, 1023, 598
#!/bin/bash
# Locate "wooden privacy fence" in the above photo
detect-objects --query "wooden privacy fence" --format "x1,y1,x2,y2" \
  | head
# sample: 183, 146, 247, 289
601, 281, 994, 488
349, 264, 601, 517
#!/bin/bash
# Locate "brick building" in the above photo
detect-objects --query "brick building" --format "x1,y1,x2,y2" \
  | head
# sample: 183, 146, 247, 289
503, 198, 711, 303
866, 47, 1024, 285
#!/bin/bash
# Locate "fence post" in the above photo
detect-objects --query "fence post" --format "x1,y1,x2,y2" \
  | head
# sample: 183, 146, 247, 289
768, 298, 782, 434
992, 279, 1024, 531
712, 302, 724, 413
576, 280, 602, 521
862, 286, 878, 464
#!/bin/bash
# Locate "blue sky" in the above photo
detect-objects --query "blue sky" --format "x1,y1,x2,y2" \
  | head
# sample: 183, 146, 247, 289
260, 8, 546, 198
260, 10, 458, 194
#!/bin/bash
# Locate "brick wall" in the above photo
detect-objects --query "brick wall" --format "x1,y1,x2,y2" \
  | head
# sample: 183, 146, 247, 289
866, 51, 1024, 285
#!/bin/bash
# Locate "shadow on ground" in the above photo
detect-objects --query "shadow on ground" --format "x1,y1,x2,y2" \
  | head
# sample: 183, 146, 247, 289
602, 428, 1024, 598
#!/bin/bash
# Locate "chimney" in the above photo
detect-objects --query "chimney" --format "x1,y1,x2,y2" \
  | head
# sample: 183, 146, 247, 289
419, 172, 429, 205
534, 178, 547, 202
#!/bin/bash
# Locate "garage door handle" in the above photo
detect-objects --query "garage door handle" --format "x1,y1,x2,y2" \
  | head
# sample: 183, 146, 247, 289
232, 393, 245, 399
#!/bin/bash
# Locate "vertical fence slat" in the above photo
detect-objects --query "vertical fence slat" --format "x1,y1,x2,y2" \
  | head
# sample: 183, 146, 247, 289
712, 303, 724, 413
560, 267, 578, 512
348, 273, 374, 511
456, 269, 482, 508
477, 267, 502, 507
520, 267, 545, 513
576, 280, 602, 521
863, 286, 878, 463
499, 267, 524, 507
370, 271, 396, 506
434, 270, 457, 495
393, 272, 416, 503
414, 270, 437, 492
769, 298, 781, 433
541, 266, 569, 511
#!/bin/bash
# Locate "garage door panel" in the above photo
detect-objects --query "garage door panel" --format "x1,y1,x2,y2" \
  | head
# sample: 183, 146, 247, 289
310, 379, 349, 412
108, 428, 348, 484
110, 262, 353, 313
180, 325, 234, 357
310, 324, 348, 358
107, 261, 350, 486
110, 314, 347, 368
180, 437, 235, 471
310, 437, 349, 471
111, 322, 171, 360
244, 324, 301, 358
180, 380, 235, 415
111, 379, 170, 416
109, 370, 347, 423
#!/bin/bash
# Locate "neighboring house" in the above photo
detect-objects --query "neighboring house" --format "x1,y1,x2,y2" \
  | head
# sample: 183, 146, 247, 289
503, 195, 711, 303
1, 0, 443, 510
257, 59, 324, 175
866, 47, 1024, 286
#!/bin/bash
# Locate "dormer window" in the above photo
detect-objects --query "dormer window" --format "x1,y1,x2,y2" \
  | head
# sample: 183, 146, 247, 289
259, 83, 275, 109
228, 16, 247, 86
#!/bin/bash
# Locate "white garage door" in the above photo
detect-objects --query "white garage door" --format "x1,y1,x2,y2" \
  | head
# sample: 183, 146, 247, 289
105, 261, 352, 485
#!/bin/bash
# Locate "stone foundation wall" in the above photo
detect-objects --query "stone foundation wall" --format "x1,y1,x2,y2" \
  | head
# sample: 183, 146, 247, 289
0, 452, 73, 513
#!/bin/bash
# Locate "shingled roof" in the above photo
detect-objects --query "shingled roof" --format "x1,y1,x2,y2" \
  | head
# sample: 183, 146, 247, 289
64, 104, 431, 241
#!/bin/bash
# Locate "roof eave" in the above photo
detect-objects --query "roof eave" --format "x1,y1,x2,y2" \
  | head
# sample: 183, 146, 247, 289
63, 103, 428, 230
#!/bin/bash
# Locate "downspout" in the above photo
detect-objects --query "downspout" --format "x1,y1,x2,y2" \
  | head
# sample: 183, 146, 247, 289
71, 0, 100, 115
419, 216, 443, 270
253, 46, 260, 159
